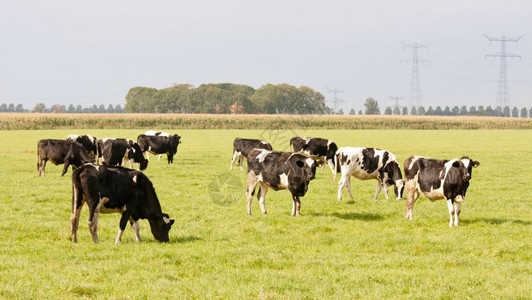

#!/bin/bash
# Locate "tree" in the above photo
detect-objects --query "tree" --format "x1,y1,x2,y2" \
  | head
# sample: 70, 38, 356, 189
402, 107, 408, 115
76, 105, 82, 113
434, 106, 443, 115
68, 104, 75, 113
469, 106, 477, 116
443, 106, 451, 116
114, 105, 123, 113
503, 106, 510, 117
452, 106, 460, 115
511, 107, 519, 118
393, 106, 401, 115
418, 106, 426, 115
486, 106, 494, 116
520, 107, 528, 118
384, 106, 393, 115
31, 103, 46, 113
15, 104, 25, 112
460, 106, 468, 115
349, 109, 356, 115
358, 110, 363, 115
337, 109, 344, 115
477, 106, 485, 116
7, 103, 15, 112
50, 104, 66, 113
426, 106, 434, 115
529, 107, 532, 118
364, 98, 380, 115
125, 87, 158, 113
410, 106, 417, 115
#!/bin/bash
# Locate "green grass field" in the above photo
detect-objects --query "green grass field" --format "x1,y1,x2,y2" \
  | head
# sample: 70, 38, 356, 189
0, 129, 530, 298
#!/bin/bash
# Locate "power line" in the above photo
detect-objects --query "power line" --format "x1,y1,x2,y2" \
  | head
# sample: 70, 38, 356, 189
325, 87, 344, 113
484, 34, 523, 107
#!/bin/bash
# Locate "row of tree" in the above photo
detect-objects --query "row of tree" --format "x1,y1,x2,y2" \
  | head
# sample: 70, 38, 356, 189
350, 98, 532, 118
0, 103, 28, 112
29, 103, 125, 113
125, 83, 331, 114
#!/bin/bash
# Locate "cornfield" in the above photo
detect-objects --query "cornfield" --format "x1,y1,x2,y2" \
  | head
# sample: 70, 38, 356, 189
1, 113, 531, 130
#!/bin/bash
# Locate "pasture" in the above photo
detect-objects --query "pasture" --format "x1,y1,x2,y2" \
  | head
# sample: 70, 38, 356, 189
0, 128, 530, 298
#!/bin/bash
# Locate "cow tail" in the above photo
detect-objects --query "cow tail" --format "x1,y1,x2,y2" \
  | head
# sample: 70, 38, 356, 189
333, 151, 338, 184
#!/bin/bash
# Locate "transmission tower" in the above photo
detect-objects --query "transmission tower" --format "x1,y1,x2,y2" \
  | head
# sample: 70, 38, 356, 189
389, 96, 404, 111
325, 87, 344, 113
402, 42, 430, 109
484, 34, 523, 107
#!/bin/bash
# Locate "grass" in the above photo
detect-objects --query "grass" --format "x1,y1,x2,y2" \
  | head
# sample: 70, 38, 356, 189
0, 128, 531, 298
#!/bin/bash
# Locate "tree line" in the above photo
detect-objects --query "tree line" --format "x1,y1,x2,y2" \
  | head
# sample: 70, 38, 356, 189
124, 83, 331, 114
348, 98, 532, 118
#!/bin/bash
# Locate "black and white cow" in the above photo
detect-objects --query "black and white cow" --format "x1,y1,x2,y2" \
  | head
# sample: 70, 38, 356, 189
245, 149, 317, 216
71, 164, 174, 243
98, 138, 148, 171
230, 138, 273, 171
403, 156, 480, 227
290, 137, 338, 174
37, 139, 94, 177
137, 131, 181, 164
334, 147, 404, 201
66, 134, 98, 157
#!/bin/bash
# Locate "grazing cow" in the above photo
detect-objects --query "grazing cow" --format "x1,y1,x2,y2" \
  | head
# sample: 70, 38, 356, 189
403, 155, 480, 227
245, 149, 317, 216
66, 134, 98, 157
290, 137, 338, 174
137, 132, 181, 164
98, 138, 148, 171
230, 138, 273, 171
71, 164, 175, 243
334, 147, 404, 201
37, 139, 94, 177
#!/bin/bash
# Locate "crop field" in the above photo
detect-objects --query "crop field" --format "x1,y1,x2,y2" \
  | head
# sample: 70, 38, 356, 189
0, 127, 531, 298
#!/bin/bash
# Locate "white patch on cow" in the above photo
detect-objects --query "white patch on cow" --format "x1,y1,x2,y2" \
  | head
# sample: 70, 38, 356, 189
256, 150, 269, 163
260, 141, 269, 145
327, 139, 333, 147
257, 172, 264, 183
303, 137, 311, 143
408, 156, 423, 171
279, 173, 289, 188
163, 216, 171, 224
461, 158, 470, 169
305, 158, 314, 168
132, 175, 137, 183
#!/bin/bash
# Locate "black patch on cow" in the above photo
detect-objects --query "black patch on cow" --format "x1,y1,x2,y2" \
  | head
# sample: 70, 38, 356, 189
361, 148, 379, 174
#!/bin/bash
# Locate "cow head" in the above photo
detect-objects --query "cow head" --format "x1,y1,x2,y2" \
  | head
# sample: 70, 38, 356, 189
130, 143, 149, 170
460, 156, 480, 181
287, 154, 317, 197
148, 213, 175, 242
325, 142, 339, 174
382, 161, 404, 199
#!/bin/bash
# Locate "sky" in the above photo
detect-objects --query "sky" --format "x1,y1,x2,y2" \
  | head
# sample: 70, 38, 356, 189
1, 0, 531, 112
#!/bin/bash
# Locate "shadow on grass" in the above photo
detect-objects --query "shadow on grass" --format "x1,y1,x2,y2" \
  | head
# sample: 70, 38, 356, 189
308, 212, 384, 221
462, 218, 532, 225
173, 235, 203, 244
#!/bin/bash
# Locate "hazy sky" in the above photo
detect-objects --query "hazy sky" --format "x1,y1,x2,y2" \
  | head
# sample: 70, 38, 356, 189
1, 0, 531, 112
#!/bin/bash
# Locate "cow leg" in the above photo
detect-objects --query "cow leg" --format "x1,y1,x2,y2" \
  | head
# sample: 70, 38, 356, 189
374, 182, 382, 200
337, 174, 350, 201
292, 196, 301, 216
257, 184, 268, 215
346, 177, 354, 200
404, 180, 417, 220
130, 219, 142, 242
88, 207, 100, 244
446, 199, 455, 228
453, 202, 461, 227
382, 183, 390, 200
158, 154, 163, 161
115, 209, 132, 244
61, 160, 71, 176
70, 186, 85, 243
38, 160, 47, 177
230, 151, 239, 171
167, 153, 173, 164
128, 159, 134, 169
246, 173, 258, 216
238, 156, 244, 171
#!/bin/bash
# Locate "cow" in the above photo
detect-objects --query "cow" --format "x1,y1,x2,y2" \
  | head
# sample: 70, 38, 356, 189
230, 138, 273, 171
334, 147, 404, 202
66, 134, 99, 157
137, 132, 181, 164
70, 164, 175, 243
98, 138, 148, 171
403, 155, 480, 227
245, 149, 317, 216
290, 137, 338, 174
37, 139, 94, 177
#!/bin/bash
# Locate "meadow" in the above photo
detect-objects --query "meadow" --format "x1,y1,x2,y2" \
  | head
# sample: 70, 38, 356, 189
0, 127, 531, 298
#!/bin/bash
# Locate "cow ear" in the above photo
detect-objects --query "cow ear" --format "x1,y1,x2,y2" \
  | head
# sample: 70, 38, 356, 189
296, 160, 304, 168
452, 161, 460, 168
473, 161, 480, 168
